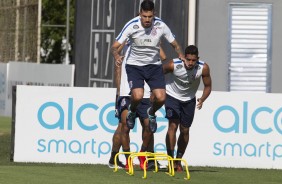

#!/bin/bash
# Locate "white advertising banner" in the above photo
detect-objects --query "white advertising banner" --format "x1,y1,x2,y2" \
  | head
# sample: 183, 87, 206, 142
189, 91, 282, 169
14, 86, 282, 169
5, 62, 75, 117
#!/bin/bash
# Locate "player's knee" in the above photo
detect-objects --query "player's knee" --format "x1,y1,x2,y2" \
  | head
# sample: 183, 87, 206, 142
131, 92, 143, 102
180, 125, 190, 134
154, 92, 166, 103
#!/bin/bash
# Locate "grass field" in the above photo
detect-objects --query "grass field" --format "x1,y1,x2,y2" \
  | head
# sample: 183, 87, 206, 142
1, 116, 282, 184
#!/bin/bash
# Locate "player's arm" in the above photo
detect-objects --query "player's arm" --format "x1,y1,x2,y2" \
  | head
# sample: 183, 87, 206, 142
170, 40, 185, 61
111, 41, 124, 67
114, 41, 126, 115
162, 59, 174, 74
114, 41, 126, 96
197, 63, 212, 110
160, 46, 167, 62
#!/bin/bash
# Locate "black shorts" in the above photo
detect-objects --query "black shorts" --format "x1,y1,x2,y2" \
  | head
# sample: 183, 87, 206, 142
126, 64, 165, 90
165, 94, 196, 128
116, 96, 151, 122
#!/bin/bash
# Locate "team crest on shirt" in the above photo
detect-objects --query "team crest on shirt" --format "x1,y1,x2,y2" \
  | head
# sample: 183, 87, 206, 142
133, 25, 139, 29
189, 74, 195, 80
166, 109, 173, 118
176, 64, 183, 69
151, 27, 157, 36
154, 22, 161, 26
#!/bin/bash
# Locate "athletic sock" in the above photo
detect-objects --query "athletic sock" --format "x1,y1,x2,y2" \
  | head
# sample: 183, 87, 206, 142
123, 149, 130, 161
140, 146, 147, 152
176, 150, 184, 159
167, 149, 174, 158
110, 151, 118, 162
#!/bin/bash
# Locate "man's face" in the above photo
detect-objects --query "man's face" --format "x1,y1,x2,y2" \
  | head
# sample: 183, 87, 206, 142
140, 10, 154, 28
184, 54, 199, 70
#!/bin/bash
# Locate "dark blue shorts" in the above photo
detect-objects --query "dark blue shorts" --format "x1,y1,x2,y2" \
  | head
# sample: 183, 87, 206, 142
126, 64, 165, 90
116, 96, 150, 121
165, 94, 196, 128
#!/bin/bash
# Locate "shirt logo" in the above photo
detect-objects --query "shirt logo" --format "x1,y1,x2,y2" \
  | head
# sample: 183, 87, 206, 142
155, 22, 161, 26
151, 27, 157, 36
133, 25, 139, 29
176, 64, 183, 69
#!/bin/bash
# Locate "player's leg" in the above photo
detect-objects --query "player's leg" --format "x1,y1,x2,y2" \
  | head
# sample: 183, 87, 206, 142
125, 64, 145, 129
137, 98, 153, 170
165, 94, 181, 159
175, 97, 196, 171
145, 64, 166, 133
149, 88, 166, 115
108, 98, 125, 168
119, 97, 131, 169
166, 119, 179, 158
174, 125, 189, 172
177, 125, 190, 156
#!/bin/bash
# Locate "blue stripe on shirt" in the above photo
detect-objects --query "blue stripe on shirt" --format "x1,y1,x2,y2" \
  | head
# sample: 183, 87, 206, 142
116, 19, 139, 41
197, 61, 204, 65
174, 60, 182, 64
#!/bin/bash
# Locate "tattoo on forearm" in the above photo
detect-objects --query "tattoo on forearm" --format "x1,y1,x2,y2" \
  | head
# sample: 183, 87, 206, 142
111, 47, 118, 56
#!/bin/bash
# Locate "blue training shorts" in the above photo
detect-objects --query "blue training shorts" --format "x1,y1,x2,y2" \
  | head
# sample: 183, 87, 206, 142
126, 64, 165, 90
116, 96, 151, 122
165, 94, 196, 128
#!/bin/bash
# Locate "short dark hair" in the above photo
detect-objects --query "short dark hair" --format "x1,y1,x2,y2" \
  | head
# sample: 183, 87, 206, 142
185, 45, 199, 56
140, 0, 154, 11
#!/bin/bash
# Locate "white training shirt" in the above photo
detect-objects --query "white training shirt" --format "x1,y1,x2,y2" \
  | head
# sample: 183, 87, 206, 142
116, 16, 175, 66
119, 42, 151, 98
165, 58, 204, 101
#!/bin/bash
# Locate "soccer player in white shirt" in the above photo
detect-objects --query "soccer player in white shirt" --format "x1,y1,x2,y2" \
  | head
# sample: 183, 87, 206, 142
111, 0, 185, 135
163, 45, 212, 171
109, 40, 167, 170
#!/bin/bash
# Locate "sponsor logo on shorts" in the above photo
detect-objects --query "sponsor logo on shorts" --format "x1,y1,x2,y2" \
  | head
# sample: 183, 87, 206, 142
129, 81, 133, 89
121, 98, 126, 107
166, 109, 173, 117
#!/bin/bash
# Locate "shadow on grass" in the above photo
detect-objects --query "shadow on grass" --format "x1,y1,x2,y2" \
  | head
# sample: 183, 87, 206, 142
189, 169, 218, 173
146, 167, 219, 174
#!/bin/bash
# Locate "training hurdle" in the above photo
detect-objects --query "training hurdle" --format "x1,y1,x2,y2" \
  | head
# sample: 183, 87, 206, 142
142, 154, 173, 178
113, 151, 132, 172
142, 154, 190, 180
169, 158, 190, 180
113, 151, 190, 180
127, 152, 152, 175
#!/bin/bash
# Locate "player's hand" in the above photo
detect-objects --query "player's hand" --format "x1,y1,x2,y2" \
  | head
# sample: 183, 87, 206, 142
197, 98, 203, 110
115, 55, 124, 67
179, 55, 187, 63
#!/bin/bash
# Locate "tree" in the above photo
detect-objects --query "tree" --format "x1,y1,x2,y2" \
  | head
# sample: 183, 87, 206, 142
41, 0, 75, 64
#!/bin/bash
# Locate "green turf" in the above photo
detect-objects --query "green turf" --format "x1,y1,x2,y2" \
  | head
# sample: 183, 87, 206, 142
1, 116, 282, 184
0, 116, 11, 134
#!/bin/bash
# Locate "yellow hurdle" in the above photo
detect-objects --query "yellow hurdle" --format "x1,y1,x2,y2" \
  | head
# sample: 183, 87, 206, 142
169, 158, 190, 180
113, 151, 133, 172
127, 152, 153, 175
142, 153, 173, 179
113, 151, 190, 181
